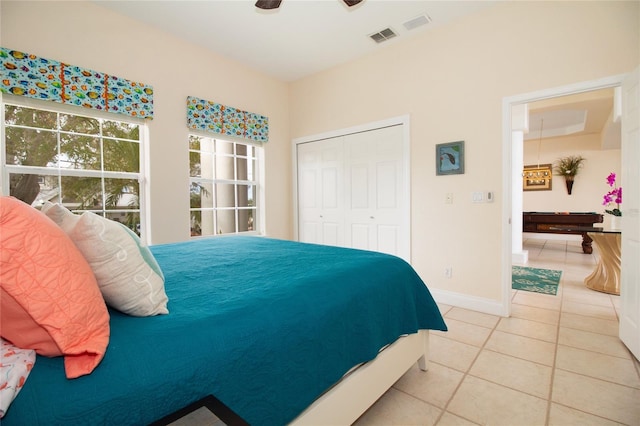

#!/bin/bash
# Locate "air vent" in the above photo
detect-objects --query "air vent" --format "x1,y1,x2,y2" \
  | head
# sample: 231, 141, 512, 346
369, 27, 397, 44
403, 14, 431, 31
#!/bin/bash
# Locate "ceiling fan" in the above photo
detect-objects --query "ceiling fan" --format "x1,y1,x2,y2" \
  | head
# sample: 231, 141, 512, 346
256, 0, 363, 10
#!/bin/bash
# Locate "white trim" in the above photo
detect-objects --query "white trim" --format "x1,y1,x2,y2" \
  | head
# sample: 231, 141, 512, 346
431, 288, 507, 317
292, 115, 411, 261
289, 330, 429, 425
502, 74, 626, 317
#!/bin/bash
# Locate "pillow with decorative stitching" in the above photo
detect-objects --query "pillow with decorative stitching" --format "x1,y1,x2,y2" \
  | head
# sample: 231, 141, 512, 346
0, 196, 110, 379
44, 204, 168, 317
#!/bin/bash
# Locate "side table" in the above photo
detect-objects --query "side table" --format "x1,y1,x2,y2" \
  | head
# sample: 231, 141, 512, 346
585, 231, 621, 295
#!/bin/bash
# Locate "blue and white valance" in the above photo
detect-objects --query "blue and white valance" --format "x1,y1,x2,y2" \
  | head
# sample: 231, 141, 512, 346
186, 96, 268, 143
1, 47, 154, 120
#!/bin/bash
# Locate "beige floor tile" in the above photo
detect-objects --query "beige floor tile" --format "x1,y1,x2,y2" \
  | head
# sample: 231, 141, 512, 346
437, 303, 454, 316
552, 369, 640, 425
556, 345, 640, 389
548, 403, 624, 426
562, 300, 618, 321
560, 311, 619, 336
512, 291, 562, 311
484, 330, 556, 366
431, 318, 492, 348
510, 303, 560, 326
436, 412, 480, 426
444, 307, 499, 329
353, 388, 441, 426
447, 375, 547, 425
428, 334, 480, 373
393, 363, 464, 409
562, 287, 615, 307
558, 327, 631, 358
496, 316, 558, 343
469, 350, 552, 398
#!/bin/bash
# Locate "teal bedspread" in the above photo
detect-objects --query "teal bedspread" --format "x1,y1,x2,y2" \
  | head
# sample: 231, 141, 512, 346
4, 236, 447, 425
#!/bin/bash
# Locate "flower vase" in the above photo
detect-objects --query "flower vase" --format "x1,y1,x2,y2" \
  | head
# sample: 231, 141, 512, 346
565, 178, 574, 195
609, 215, 621, 231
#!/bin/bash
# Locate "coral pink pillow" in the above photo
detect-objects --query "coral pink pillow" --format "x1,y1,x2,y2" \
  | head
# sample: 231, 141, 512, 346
0, 196, 110, 379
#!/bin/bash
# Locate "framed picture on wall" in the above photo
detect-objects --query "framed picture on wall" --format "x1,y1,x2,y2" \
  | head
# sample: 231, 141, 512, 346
436, 141, 465, 175
523, 164, 552, 191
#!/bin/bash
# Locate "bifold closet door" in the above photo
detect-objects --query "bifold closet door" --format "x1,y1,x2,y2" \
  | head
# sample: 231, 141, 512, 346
296, 137, 344, 247
344, 125, 405, 257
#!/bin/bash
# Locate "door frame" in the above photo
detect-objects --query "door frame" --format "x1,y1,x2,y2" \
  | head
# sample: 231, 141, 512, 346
292, 115, 411, 261
501, 74, 626, 316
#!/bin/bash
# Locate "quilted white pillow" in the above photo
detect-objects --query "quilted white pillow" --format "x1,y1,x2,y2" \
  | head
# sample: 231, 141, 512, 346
43, 204, 168, 316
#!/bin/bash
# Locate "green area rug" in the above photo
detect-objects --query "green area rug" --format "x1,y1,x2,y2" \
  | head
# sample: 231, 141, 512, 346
512, 266, 562, 295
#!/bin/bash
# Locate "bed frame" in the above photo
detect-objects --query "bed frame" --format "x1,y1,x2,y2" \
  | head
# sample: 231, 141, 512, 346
290, 329, 430, 425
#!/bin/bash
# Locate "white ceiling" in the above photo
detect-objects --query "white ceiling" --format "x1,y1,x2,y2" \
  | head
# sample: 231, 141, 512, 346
93, 0, 617, 146
93, 0, 497, 82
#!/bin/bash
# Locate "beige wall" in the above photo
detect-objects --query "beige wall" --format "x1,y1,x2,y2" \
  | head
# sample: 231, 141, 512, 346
1, 1, 638, 307
0, 0, 292, 244
289, 1, 639, 301
523, 135, 621, 214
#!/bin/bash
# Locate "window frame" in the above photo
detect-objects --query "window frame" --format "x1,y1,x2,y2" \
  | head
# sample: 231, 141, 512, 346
188, 131, 263, 237
0, 93, 151, 242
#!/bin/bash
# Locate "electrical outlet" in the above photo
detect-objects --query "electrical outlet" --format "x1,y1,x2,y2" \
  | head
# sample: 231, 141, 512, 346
445, 267, 452, 278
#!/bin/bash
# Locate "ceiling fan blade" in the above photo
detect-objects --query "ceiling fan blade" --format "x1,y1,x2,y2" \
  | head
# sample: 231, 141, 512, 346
343, 0, 363, 6
255, 0, 282, 10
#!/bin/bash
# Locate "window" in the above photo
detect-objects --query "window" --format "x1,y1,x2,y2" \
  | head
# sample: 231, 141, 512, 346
2, 98, 146, 236
189, 134, 260, 236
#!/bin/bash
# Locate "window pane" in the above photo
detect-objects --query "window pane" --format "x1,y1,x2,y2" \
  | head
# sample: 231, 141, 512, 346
236, 156, 248, 181
59, 134, 100, 170
104, 178, 139, 210
4, 105, 57, 129
106, 211, 141, 236
215, 139, 234, 155
236, 184, 255, 207
5, 128, 58, 167
190, 182, 214, 209
238, 209, 254, 232
9, 173, 58, 206
60, 176, 103, 209
216, 209, 236, 234
215, 155, 235, 180
60, 113, 100, 134
215, 183, 236, 208
189, 135, 201, 151
102, 120, 139, 140
104, 139, 139, 172
190, 210, 202, 236
189, 151, 201, 177
191, 152, 215, 178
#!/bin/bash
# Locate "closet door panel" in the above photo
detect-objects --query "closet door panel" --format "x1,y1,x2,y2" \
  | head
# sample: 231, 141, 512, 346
297, 138, 344, 247
296, 123, 408, 260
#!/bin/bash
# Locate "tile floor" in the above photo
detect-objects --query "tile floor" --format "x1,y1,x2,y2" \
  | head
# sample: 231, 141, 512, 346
354, 238, 640, 426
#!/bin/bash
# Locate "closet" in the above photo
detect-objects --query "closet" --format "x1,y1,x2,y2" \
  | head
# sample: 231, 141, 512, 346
295, 123, 409, 261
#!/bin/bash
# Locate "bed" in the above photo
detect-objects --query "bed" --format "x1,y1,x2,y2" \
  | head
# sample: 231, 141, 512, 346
2, 235, 447, 425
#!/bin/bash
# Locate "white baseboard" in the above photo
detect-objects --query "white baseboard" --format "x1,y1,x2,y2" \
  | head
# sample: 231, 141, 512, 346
512, 250, 529, 264
430, 288, 508, 317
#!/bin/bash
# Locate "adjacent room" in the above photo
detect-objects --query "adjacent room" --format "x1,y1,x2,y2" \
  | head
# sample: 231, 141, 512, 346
1, 0, 639, 425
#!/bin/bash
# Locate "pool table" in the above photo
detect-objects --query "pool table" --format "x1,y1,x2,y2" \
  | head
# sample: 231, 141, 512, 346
522, 212, 604, 254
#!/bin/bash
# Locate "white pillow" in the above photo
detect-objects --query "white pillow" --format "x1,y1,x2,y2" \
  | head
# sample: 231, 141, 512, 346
41, 202, 80, 232
43, 204, 168, 316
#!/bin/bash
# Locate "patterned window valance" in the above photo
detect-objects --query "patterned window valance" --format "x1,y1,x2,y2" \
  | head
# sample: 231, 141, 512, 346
0, 47, 153, 120
187, 96, 268, 143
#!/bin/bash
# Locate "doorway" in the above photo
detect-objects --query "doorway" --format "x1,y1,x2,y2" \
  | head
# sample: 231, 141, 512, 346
501, 74, 625, 317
